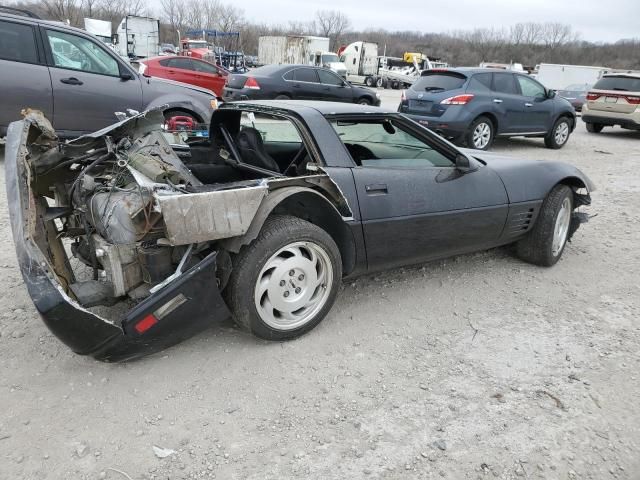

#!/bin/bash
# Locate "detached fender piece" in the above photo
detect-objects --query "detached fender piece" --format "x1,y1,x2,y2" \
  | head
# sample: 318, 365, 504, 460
5, 118, 230, 362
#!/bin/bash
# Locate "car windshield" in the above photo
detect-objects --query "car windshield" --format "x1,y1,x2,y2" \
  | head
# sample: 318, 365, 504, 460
412, 72, 467, 92
321, 54, 340, 63
188, 41, 208, 49
593, 76, 640, 92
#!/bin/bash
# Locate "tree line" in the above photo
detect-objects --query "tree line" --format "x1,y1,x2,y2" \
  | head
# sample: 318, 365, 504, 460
8, 0, 640, 69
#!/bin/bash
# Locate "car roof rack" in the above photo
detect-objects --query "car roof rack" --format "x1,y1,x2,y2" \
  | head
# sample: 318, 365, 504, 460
0, 6, 41, 18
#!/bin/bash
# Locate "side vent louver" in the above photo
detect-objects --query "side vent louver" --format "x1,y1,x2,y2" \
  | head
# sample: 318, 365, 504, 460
507, 206, 537, 237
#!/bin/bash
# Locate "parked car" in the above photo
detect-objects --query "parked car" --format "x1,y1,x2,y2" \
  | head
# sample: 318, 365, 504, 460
0, 10, 218, 138
223, 64, 381, 105
398, 68, 576, 150
159, 43, 176, 55
138, 55, 228, 98
556, 83, 591, 111
582, 73, 640, 133
5, 101, 593, 361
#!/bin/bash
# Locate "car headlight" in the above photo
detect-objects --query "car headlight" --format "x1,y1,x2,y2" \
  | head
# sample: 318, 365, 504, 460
376, 92, 380, 98
210, 99, 219, 109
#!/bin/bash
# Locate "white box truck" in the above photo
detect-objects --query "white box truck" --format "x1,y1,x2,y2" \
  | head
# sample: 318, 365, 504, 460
536, 63, 610, 90
84, 18, 112, 45
340, 41, 379, 86
258, 35, 347, 78
115, 15, 160, 59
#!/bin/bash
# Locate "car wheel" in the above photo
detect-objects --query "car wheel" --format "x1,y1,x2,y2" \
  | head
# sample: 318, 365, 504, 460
545, 117, 571, 149
364, 76, 374, 87
225, 215, 342, 340
465, 116, 494, 150
516, 184, 573, 267
274, 94, 291, 100
357, 97, 371, 105
585, 122, 604, 133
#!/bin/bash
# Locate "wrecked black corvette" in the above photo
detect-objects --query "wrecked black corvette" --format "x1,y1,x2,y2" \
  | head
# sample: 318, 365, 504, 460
5, 101, 594, 361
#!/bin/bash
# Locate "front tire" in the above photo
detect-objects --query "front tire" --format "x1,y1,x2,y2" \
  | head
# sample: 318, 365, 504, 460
516, 185, 573, 267
465, 116, 494, 150
545, 117, 571, 149
225, 215, 342, 340
585, 122, 604, 133
357, 97, 372, 105
364, 76, 374, 87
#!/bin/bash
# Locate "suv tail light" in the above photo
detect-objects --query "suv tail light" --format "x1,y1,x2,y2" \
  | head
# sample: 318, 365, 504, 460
440, 94, 474, 105
625, 95, 640, 105
244, 77, 260, 90
586, 92, 601, 101
401, 90, 407, 102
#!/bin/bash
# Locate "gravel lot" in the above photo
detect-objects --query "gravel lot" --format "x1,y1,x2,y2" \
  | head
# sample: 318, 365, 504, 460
1, 90, 639, 480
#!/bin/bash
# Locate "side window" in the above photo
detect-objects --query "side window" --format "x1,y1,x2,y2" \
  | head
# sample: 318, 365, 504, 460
159, 58, 171, 67
167, 57, 193, 70
0, 20, 38, 64
516, 75, 546, 98
294, 68, 319, 83
192, 60, 219, 74
318, 69, 344, 86
331, 120, 455, 168
283, 69, 295, 81
46, 30, 119, 76
467, 73, 492, 92
492, 73, 517, 95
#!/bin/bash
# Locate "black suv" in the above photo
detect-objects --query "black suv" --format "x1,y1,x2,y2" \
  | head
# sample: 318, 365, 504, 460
399, 68, 576, 150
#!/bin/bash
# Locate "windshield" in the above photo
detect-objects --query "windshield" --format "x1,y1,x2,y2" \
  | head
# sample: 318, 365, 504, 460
188, 41, 208, 49
594, 76, 640, 92
322, 54, 340, 64
412, 72, 467, 92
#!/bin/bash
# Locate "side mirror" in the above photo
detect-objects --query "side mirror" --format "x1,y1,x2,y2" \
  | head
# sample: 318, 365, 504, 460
120, 71, 135, 81
455, 153, 472, 171
547, 89, 556, 99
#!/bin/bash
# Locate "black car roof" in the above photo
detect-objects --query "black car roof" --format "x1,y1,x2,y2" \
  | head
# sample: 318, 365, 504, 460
220, 100, 394, 116
422, 67, 523, 76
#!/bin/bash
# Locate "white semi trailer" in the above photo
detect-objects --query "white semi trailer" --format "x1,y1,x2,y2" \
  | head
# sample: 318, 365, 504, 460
536, 63, 610, 90
258, 35, 348, 79
339, 41, 379, 86
115, 15, 160, 59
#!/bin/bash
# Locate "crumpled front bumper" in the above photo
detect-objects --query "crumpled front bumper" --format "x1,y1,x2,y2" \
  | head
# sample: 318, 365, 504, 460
5, 119, 231, 362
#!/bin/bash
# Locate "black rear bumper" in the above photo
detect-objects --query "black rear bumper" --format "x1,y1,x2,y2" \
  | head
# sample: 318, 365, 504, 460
582, 114, 640, 130
5, 120, 231, 362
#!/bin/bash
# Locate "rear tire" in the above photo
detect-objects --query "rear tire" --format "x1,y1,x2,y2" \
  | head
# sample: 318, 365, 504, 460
357, 97, 372, 105
465, 116, 494, 150
585, 122, 604, 133
274, 94, 291, 100
544, 117, 571, 149
225, 215, 342, 340
516, 185, 573, 267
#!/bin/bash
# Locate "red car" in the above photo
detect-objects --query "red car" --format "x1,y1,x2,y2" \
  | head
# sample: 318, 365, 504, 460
139, 56, 228, 98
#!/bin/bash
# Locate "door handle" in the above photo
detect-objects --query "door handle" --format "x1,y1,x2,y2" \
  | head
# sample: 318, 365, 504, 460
524, 102, 533, 107
292, 84, 301, 88
492, 98, 503, 104
60, 77, 83, 85
365, 183, 388, 194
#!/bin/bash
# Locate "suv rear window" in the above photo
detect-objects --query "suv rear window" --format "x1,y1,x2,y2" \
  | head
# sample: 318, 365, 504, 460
0, 20, 38, 64
593, 76, 640, 92
412, 72, 466, 92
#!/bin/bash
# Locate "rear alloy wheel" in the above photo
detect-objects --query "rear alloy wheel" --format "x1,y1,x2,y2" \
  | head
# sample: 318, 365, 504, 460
225, 215, 342, 340
466, 116, 494, 150
545, 117, 571, 149
516, 185, 573, 266
274, 94, 291, 100
357, 98, 372, 105
585, 122, 604, 133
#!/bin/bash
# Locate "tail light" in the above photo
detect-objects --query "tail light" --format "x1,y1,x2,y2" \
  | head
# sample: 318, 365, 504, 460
134, 314, 158, 334
401, 90, 407, 102
440, 94, 474, 105
586, 92, 601, 101
244, 77, 260, 90
625, 95, 640, 105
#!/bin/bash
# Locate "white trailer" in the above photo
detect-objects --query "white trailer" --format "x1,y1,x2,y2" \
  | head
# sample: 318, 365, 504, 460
84, 18, 112, 45
536, 63, 610, 90
340, 41, 379, 86
115, 15, 160, 59
258, 35, 348, 78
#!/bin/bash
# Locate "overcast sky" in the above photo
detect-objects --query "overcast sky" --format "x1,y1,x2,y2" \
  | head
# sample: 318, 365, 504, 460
151, 0, 638, 43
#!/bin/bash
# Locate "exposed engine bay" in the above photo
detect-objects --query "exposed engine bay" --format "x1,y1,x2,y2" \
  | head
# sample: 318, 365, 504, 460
18, 108, 350, 314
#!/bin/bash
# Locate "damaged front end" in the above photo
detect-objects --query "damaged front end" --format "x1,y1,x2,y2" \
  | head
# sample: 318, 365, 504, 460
5, 110, 236, 361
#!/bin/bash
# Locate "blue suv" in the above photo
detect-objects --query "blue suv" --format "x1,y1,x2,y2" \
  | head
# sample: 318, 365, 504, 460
399, 68, 576, 150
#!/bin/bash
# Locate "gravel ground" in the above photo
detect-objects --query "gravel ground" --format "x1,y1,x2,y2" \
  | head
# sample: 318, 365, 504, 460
1, 91, 639, 480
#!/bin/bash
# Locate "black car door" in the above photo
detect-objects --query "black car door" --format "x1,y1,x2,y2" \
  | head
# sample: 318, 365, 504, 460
491, 73, 524, 134
289, 67, 324, 100
317, 69, 353, 102
330, 117, 509, 271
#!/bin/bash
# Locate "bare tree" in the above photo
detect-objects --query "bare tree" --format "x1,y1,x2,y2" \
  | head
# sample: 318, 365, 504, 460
314, 9, 351, 50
